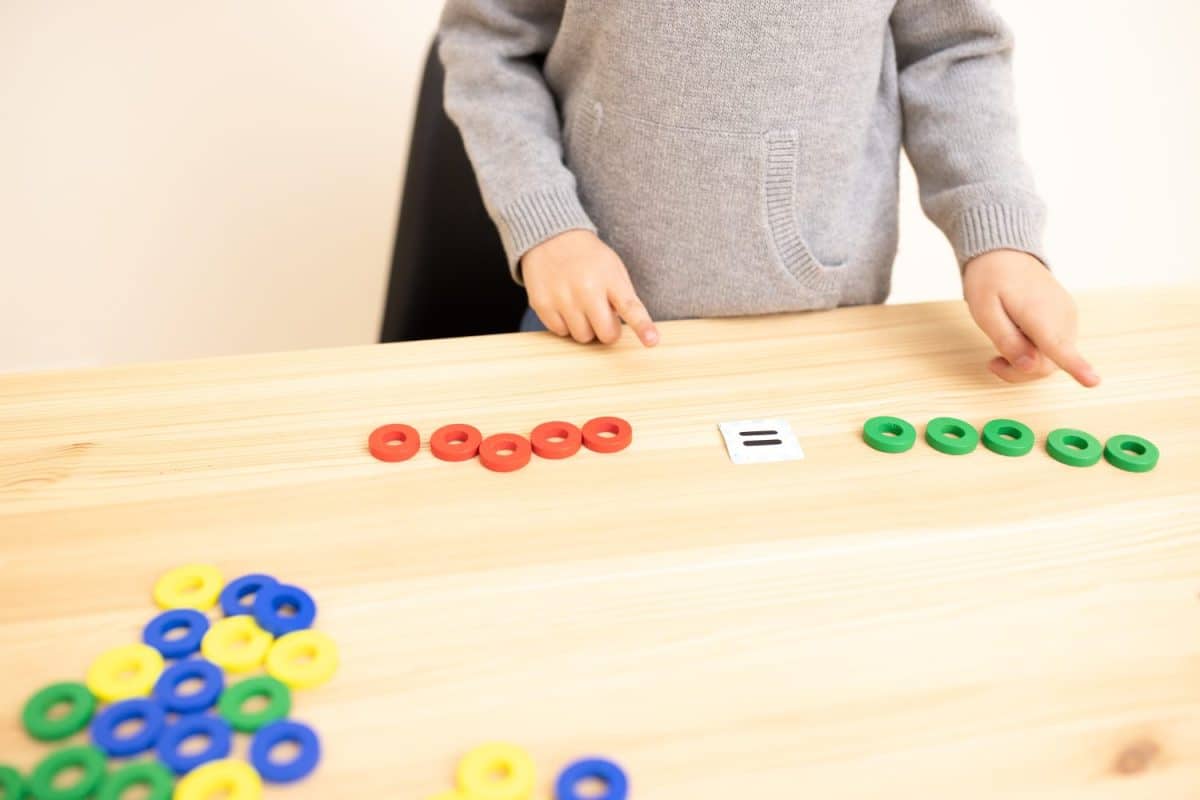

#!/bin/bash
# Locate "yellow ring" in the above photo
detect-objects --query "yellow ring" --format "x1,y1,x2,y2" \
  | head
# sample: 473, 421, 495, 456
456, 743, 536, 800
264, 630, 339, 690
153, 564, 224, 610
201, 616, 273, 673
85, 643, 164, 703
174, 758, 262, 800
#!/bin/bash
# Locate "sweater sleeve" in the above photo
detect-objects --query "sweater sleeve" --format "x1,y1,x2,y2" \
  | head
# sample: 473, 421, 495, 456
891, 1, 1047, 267
438, 0, 595, 280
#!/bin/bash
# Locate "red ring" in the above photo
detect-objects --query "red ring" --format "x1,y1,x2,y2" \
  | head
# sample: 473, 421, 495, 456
368, 424, 420, 462
530, 421, 582, 459
582, 416, 632, 454
430, 424, 483, 462
479, 433, 532, 472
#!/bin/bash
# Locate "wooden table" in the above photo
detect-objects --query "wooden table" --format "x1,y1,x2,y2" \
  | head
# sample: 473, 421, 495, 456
2, 288, 1198, 798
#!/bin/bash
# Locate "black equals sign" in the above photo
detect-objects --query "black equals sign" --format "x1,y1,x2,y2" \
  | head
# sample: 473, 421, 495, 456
739, 429, 783, 447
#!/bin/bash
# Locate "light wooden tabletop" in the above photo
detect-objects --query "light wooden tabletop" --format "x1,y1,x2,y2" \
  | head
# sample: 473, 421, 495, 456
2, 288, 1198, 799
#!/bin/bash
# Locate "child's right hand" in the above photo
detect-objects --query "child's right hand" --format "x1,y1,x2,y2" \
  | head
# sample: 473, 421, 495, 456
522, 230, 660, 347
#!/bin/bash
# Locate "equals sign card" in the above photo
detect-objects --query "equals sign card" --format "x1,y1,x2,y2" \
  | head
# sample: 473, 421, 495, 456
718, 419, 805, 465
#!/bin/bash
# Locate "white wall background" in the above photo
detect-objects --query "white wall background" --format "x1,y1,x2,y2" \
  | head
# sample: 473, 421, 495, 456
1, 1, 1198, 373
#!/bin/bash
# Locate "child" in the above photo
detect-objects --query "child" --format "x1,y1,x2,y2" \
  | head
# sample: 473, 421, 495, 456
438, 0, 1100, 387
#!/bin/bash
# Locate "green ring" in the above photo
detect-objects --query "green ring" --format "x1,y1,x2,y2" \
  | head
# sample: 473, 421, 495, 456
0, 765, 24, 800
925, 417, 979, 455
863, 416, 916, 454
1104, 434, 1159, 473
96, 761, 173, 800
29, 746, 106, 800
982, 419, 1035, 457
22, 682, 96, 742
217, 675, 292, 733
1046, 428, 1102, 467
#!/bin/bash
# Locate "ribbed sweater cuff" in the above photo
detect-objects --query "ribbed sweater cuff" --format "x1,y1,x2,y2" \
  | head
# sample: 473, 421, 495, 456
951, 204, 1047, 267
496, 186, 597, 282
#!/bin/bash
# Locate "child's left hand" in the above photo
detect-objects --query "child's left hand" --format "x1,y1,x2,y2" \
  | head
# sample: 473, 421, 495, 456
963, 249, 1101, 388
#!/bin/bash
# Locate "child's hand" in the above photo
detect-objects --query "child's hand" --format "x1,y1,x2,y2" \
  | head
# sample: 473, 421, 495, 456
963, 250, 1101, 387
522, 230, 660, 347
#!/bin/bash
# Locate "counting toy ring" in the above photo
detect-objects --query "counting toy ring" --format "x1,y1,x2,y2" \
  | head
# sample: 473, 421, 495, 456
1046, 428, 1103, 468
143, 608, 210, 659
981, 419, 1036, 458
201, 615, 273, 674
97, 761, 174, 800
531, 421, 583, 459
1104, 434, 1160, 473
253, 582, 317, 637
556, 757, 630, 800
156, 714, 233, 775
218, 675, 292, 732
265, 630, 339, 689
457, 743, 536, 800
173, 758, 262, 800
153, 658, 225, 714
22, 681, 96, 741
29, 745, 106, 800
153, 564, 224, 611
86, 643, 165, 703
368, 424, 420, 462
219, 573, 279, 618
925, 417, 979, 456
90, 698, 165, 757
582, 416, 633, 454
0, 765, 24, 799
863, 416, 916, 454
250, 720, 322, 783
479, 433, 533, 473
431, 424, 484, 462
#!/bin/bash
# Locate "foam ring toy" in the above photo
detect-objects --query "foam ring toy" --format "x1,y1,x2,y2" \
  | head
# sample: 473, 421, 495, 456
531, 421, 583, 459
1104, 434, 1160, 473
96, 761, 173, 800
86, 644, 164, 703
265, 630, 339, 690
219, 573, 279, 618
457, 743, 536, 800
981, 419, 1036, 458
0, 765, 24, 799
217, 676, 292, 733
142, 608, 209, 659
555, 757, 629, 800
252, 582, 317, 637
201, 615, 273, 674
89, 698, 165, 758
863, 416, 916, 454
22, 681, 96, 742
925, 417, 979, 456
153, 564, 224, 611
156, 714, 233, 776
582, 416, 633, 454
479, 433, 533, 473
29, 745, 106, 800
368, 424, 420, 462
250, 720, 321, 783
1046, 428, 1103, 468
431, 424, 484, 462
153, 658, 225, 715
173, 759, 262, 800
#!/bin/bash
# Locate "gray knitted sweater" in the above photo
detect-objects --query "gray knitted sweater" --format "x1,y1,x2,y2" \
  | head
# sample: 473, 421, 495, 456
439, 0, 1045, 319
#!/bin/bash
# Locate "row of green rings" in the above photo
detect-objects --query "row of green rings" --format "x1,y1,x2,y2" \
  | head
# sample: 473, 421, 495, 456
22, 681, 96, 742
217, 674, 292, 732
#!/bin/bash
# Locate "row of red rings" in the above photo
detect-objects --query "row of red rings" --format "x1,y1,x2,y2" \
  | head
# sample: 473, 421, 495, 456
367, 417, 632, 473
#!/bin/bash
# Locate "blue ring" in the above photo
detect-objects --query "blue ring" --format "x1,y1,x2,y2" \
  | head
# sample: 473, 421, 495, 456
555, 757, 629, 800
250, 720, 321, 783
219, 573, 279, 618
156, 714, 232, 775
153, 659, 225, 715
142, 609, 209, 659
89, 698, 165, 757
252, 583, 316, 636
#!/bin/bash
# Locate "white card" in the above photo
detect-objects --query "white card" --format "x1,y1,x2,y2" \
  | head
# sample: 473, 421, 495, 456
718, 419, 805, 465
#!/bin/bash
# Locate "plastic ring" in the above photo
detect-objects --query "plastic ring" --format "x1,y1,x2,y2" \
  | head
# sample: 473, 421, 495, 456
156, 714, 233, 775
250, 720, 321, 783
368, 424, 420, 462
143, 608, 209, 659
555, 757, 629, 800
530, 421, 583, 459
1104, 434, 1160, 473
217, 676, 292, 733
22, 681, 96, 742
862, 416, 916, 454
201, 616, 273, 674
29, 746, 106, 800
457, 743, 536, 800
431, 424, 484, 462
86, 644, 164, 703
252, 582, 317, 637
153, 564, 224, 611
1046, 428, 1103, 468
173, 759, 262, 800
219, 573, 279, 618
89, 698, 165, 758
96, 761, 173, 800
981, 419, 1036, 457
479, 433, 533, 473
265, 630, 339, 689
0, 765, 24, 799
925, 417, 979, 456
153, 659, 225, 714
582, 416, 632, 454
